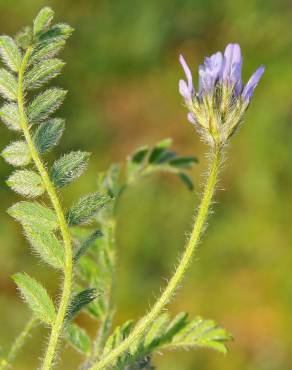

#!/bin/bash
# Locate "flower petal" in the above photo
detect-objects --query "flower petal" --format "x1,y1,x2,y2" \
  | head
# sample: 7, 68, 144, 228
223, 43, 243, 93
179, 79, 191, 101
187, 112, 196, 124
179, 54, 194, 93
242, 65, 265, 102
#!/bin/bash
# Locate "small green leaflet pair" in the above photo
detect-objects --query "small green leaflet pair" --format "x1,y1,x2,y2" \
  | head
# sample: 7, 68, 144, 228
103, 313, 231, 369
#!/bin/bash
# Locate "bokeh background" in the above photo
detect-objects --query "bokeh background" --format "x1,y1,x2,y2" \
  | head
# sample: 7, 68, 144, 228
1, 0, 292, 369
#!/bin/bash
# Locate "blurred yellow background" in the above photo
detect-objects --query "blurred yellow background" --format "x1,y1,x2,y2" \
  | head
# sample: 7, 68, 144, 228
0, 0, 292, 369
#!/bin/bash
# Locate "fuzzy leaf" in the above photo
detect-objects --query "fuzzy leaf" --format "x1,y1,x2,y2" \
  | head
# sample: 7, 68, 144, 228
33, 7, 54, 36
34, 118, 65, 153
99, 163, 121, 198
103, 320, 134, 356
66, 324, 91, 354
0, 36, 22, 72
0, 103, 20, 131
23, 225, 64, 269
13, 273, 56, 325
144, 314, 169, 349
29, 39, 66, 65
25, 59, 65, 90
15, 26, 33, 50
38, 23, 73, 43
28, 88, 67, 125
166, 316, 231, 354
7, 170, 45, 198
74, 230, 102, 262
50, 151, 90, 188
1, 141, 31, 167
8, 201, 58, 231
67, 192, 111, 226
115, 314, 231, 368
67, 288, 97, 321
0, 68, 18, 100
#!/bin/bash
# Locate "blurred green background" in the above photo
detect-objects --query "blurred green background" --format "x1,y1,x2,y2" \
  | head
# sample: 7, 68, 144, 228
1, 0, 292, 369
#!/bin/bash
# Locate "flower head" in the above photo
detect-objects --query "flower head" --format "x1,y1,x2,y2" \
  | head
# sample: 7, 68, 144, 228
179, 43, 264, 146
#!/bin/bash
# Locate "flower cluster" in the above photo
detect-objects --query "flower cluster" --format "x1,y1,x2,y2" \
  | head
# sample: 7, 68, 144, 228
179, 43, 264, 146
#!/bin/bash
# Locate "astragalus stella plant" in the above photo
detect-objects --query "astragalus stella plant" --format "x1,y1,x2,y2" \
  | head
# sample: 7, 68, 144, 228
0, 7, 264, 370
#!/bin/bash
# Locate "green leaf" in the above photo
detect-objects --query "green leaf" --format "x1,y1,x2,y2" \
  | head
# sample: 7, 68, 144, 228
38, 23, 74, 43
131, 146, 149, 164
67, 288, 97, 321
13, 273, 56, 325
15, 26, 33, 50
1, 141, 31, 167
28, 88, 67, 125
8, 201, 58, 231
34, 118, 65, 153
103, 320, 134, 356
99, 163, 121, 197
127, 146, 149, 180
50, 151, 90, 188
66, 324, 91, 354
78, 256, 100, 285
0, 103, 20, 131
178, 172, 194, 191
0, 68, 18, 101
0, 36, 22, 72
149, 138, 172, 163
7, 170, 45, 198
67, 192, 111, 226
74, 230, 102, 262
23, 225, 64, 269
166, 316, 231, 354
25, 59, 65, 90
29, 39, 66, 66
144, 314, 169, 349
33, 7, 55, 36
169, 156, 198, 168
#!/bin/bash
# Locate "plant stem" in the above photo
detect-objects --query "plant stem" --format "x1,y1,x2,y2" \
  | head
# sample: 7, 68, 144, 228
18, 47, 74, 370
0, 317, 37, 370
89, 145, 223, 370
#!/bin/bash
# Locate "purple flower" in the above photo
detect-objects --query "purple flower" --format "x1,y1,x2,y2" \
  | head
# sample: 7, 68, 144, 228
178, 43, 265, 145
179, 43, 264, 103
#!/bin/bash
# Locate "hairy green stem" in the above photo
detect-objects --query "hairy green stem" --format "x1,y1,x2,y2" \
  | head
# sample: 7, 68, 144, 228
18, 47, 74, 370
89, 146, 222, 370
0, 317, 37, 370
